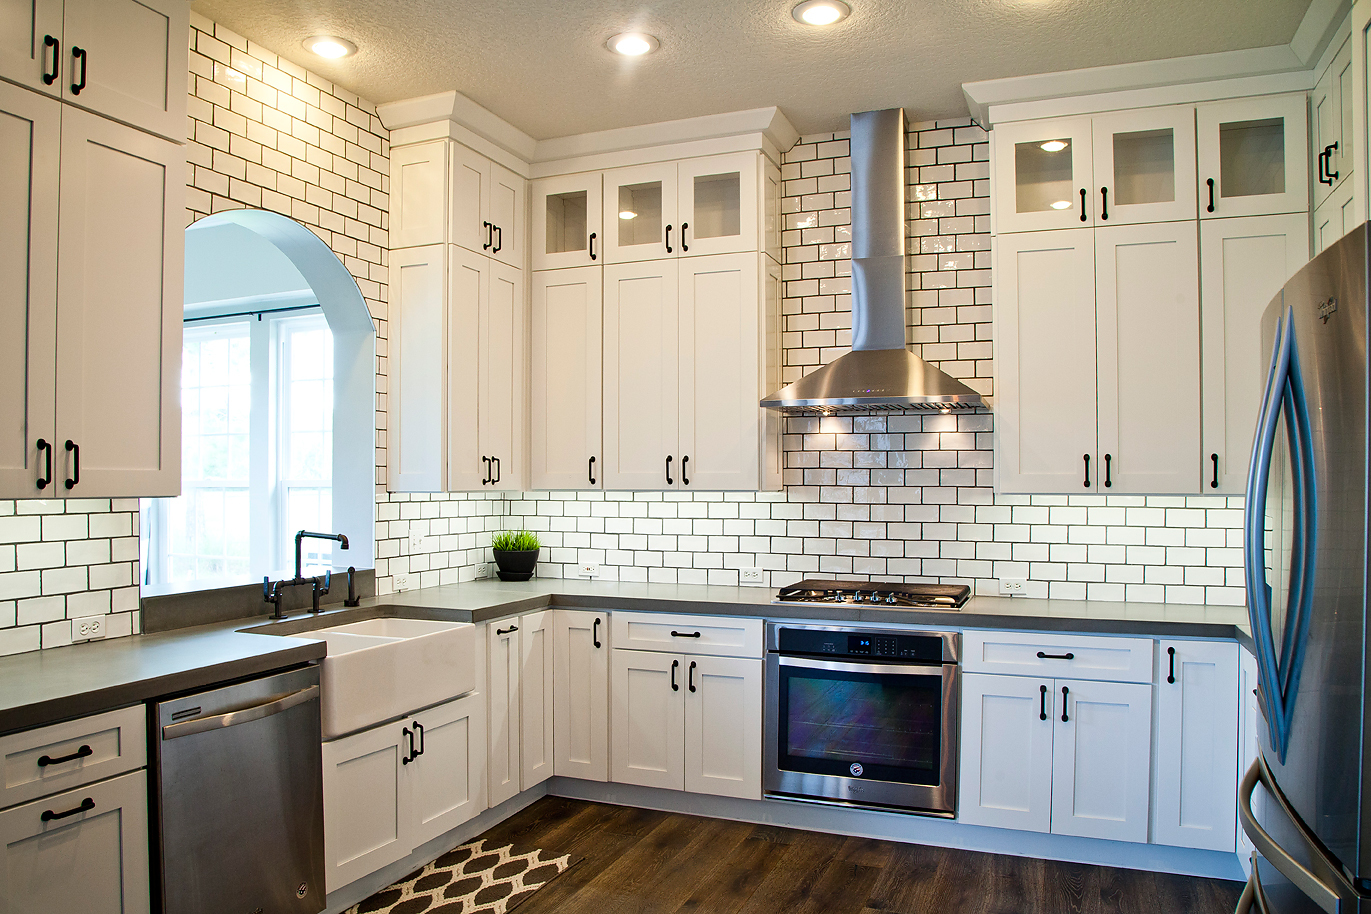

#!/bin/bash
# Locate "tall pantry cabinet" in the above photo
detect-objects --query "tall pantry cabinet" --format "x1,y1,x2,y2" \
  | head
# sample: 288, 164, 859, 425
0, 0, 186, 499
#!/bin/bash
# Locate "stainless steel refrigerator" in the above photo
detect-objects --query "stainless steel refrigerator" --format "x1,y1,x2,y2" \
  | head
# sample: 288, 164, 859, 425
1239, 222, 1371, 914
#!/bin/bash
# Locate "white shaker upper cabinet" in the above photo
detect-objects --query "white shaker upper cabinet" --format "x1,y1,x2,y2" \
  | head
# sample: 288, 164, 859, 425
450, 143, 526, 270
531, 267, 603, 490
387, 245, 447, 493
1196, 94, 1308, 219
1199, 214, 1309, 494
992, 117, 1094, 233
1089, 106, 1197, 226
390, 140, 448, 249
0, 0, 62, 97
602, 161, 680, 264
531, 172, 604, 271
1311, 37, 1353, 207
677, 152, 759, 259
55, 107, 181, 497
0, 83, 59, 498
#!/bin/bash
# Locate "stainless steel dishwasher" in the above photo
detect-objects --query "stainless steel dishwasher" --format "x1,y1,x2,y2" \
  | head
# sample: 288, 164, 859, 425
154, 665, 326, 914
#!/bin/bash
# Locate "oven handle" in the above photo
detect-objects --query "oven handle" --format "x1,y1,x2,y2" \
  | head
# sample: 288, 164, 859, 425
776, 654, 948, 677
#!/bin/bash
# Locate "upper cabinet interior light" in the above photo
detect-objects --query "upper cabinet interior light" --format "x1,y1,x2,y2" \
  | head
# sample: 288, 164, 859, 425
303, 36, 357, 59
608, 33, 660, 56
792, 0, 851, 25
1040, 140, 1068, 152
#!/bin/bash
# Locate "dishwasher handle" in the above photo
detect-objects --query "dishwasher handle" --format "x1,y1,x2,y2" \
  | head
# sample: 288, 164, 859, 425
161, 685, 319, 741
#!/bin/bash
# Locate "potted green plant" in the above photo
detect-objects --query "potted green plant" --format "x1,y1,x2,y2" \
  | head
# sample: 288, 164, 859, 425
491, 529, 540, 581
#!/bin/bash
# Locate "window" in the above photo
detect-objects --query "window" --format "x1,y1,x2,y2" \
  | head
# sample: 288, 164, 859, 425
144, 309, 335, 587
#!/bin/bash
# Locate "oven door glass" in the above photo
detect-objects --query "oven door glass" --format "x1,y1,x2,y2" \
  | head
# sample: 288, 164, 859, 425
776, 657, 945, 785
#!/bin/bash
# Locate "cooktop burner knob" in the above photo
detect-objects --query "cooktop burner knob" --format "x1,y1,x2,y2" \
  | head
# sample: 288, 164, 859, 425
887, 594, 896, 604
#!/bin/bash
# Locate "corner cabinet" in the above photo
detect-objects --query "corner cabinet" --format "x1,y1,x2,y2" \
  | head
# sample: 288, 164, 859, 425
0, 82, 182, 498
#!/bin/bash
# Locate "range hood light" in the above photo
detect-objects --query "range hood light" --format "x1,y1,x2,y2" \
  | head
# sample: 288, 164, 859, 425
1040, 140, 1068, 152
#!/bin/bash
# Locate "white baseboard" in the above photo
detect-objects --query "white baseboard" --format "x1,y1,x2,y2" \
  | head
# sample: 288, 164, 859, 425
546, 777, 1247, 882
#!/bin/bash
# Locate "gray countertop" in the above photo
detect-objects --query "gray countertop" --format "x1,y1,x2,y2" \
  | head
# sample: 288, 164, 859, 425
0, 577, 1251, 736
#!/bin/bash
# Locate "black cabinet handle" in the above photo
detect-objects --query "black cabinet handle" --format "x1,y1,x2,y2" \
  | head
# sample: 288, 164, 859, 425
496, 624, 519, 635
1082, 453, 1090, 488
671, 659, 679, 691
70, 46, 86, 95
666, 455, 673, 485
688, 660, 697, 692
43, 35, 59, 85
681, 222, 689, 252
482, 221, 492, 250
665, 224, 673, 253
682, 455, 690, 486
1037, 651, 1075, 660
1103, 453, 1112, 488
494, 225, 502, 253
402, 727, 414, 765
1061, 686, 1070, 723
1079, 188, 1087, 222
593, 617, 601, 648
671, 630, 702, 638
492, 456, 500, 484
589, 231, 597, 261
589, 455, 596, 485
64, 440, 79, 489
1317, 148, 1328, 185
1325, 142, 1340, 182
35, 438, 52, 490
482, 455, 491, 485
1167, 646, 1176, 684
37, 745, 92, 767
1100, 186, 1109, 220
413, 719, 425, 759
41, 797, 94, 822
1039, 684, 1048, 721
1206, 178, 1215, 213
1210, 453, 1219, 489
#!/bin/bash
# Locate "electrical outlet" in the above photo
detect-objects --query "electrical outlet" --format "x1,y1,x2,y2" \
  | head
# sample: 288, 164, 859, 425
393, 574, 411, 592
475, 563, 491, 579
408, 531, 427, 552
578, 563, 599, 578
71, 615, 105, 642
738, 567, 766, 586
998, 577, 1028, 595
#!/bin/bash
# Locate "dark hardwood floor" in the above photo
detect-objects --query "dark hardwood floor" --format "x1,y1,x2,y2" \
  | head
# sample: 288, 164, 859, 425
470, 796, 1244, 914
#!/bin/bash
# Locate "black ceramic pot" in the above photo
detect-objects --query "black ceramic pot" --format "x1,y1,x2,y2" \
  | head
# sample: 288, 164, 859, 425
492, 547, 539, 582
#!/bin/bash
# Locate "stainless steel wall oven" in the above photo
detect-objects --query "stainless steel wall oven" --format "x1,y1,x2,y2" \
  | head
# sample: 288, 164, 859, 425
764, 623, 960, 816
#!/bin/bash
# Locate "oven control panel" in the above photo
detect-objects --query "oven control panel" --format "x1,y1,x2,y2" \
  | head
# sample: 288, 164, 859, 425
776, 627, 946, 663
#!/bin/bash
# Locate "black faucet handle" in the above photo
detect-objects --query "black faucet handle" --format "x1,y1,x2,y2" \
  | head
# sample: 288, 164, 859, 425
344, 566, 361, 607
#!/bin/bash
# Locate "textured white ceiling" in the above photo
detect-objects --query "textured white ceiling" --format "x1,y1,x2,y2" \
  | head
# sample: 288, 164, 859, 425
191, 0, 1313, 138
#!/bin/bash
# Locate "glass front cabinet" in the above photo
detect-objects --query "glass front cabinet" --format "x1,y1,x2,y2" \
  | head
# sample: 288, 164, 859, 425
1196, 94, 1309, 219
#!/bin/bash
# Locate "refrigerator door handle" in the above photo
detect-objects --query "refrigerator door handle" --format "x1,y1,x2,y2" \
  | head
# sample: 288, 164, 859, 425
1238, 757, 1351, 914
1234, 857, 1272, 914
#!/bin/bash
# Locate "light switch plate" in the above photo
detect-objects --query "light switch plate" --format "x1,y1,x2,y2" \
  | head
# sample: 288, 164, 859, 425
998, 577, 1028, 595
408, 531, 427, 552
71, 615, 105, 642
579, 563, 599, 578
739, 567, 766, 586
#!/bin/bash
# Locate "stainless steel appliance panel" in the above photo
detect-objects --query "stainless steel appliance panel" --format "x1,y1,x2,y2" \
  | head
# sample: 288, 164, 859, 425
155, 665, 326, 914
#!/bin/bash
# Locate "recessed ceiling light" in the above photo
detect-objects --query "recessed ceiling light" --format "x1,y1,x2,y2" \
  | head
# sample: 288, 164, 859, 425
303, 36, 356, 59
792, 0, 851, 25
608, 32, 659, 56
1040, 140, 1068, 152
1050, 200, 1072, 210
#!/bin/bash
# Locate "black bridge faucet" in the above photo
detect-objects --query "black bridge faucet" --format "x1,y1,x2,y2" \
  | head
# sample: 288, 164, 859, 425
263, 530, 350, 619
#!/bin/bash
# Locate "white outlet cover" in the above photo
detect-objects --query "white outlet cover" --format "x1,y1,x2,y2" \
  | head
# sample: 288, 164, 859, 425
71, 615, 105, 642
476, 563, 491, 579
579, 563, 599, 578
738, 567, 766, 586
394, 574, 411, 592
998, 577, 1028, 595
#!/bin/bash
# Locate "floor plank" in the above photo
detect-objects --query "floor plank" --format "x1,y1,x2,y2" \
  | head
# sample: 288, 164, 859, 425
671, 830, 795, 914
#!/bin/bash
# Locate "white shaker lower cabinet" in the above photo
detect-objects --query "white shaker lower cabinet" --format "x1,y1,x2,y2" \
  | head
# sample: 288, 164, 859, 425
520, 612, 555, 790
0, 769, 150, 914
1049, 678, 1152, 843
487, 620, 522, 807
1151, 640, 1240, 851
958, 673, 1056, 833
610, 648, 686, 791
1237, 649, 1262, 858
683, 655, 763, 799
553, 610, 610, 781
322, 692, 485, 893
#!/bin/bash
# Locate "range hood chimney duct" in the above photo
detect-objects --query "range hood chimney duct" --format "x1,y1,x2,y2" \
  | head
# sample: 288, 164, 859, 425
761, 108, 984, 414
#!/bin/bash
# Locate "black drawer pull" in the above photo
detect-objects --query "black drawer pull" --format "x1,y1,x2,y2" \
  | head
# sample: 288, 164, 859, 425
1061, 686, 1070, 722
1039, 684, 1048, 721
1103, 453, 1112, 488
1037, 651, 1075, 660
1079, 188, 1087, 222
491, 456, 500, 485
671, 659, 679, 691
666, 454, 673, 485
589, 455, 596, 485
665, 223, 673, 253
43, 35, 59, 85
402, 727, 414, 765
589, 231, 597, 260
688, 660, 697, 692
412, 719, 425, 758
64, 439, 79, 489
1167, 646, 1176, 684
42, 797, 94, 822
482, 455, 490, 484
70, 46, 86, 95
494, 224, 502, 253
38, 744, 93, 767
682, 455, 690, 486
681, 222, 689, 252
482, 221, 492, 250
671, 630, 702, 638
593, 617, 602, 648
497, 625, 519, 635
1082, 453, 1090, 488
1206, 178, 1215, 213
1099, 186, 1109, 220
35, 438, 52, 490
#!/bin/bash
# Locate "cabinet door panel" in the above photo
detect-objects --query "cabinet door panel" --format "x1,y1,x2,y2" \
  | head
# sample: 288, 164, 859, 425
55, 109, 181, 497
487, 623, 521, 808
532, 172, 603, 271
1090, 105, 1197, 225
1200, 214, 1309, 493
388, 245, 446, 492
1050, 679, 1152, 843
678, 252, 760, 490
992, 117, 1094, 233
0, 83, 58, 498
531, 267, 603, 489
391, 140, 448, 249
446, 245, 485, 491
1237, 650, 1261, 858
1314, 179, 1357, 254
322, 725, 409, 894
520, 612, 554, 789
553, 610, 609, 781
677, 152, 758, 258
1197, 94, 1308, 218
450, 142, 488, 256
957, 673, 1054, 833
1152, 640, 1239, 851
611, 649, 685, 791
483, 259, 525, 491
1095, 222, 1199, 494
994, 229, 1097, 493
602, 162, 678, 263
0, 0, 62, 95
603, 261, 679, 489
60, 0, 187, 141
488, 160, 525, 269
411, 693, 486, 847
685, 656, 761, 799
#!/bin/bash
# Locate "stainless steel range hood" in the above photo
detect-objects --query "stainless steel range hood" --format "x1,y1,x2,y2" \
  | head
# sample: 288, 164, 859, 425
761, 108, 984, 415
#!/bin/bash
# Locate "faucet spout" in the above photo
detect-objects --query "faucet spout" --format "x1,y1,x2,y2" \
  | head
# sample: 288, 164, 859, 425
294, 530, 350, 579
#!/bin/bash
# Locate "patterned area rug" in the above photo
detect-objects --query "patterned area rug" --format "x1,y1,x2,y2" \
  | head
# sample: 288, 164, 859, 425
348, 838, 577, 914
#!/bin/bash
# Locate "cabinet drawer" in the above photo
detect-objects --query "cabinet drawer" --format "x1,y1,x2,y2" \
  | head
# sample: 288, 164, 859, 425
962, 630, 1153, 683
0, 705, 146, 809
611, 612, 763, 658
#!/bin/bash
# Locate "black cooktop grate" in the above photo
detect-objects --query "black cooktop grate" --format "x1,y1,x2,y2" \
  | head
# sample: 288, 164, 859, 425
775, 579, 971, 608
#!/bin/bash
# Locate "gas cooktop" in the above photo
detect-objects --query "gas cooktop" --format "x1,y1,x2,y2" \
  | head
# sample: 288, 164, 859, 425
774, 579, 971, 609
